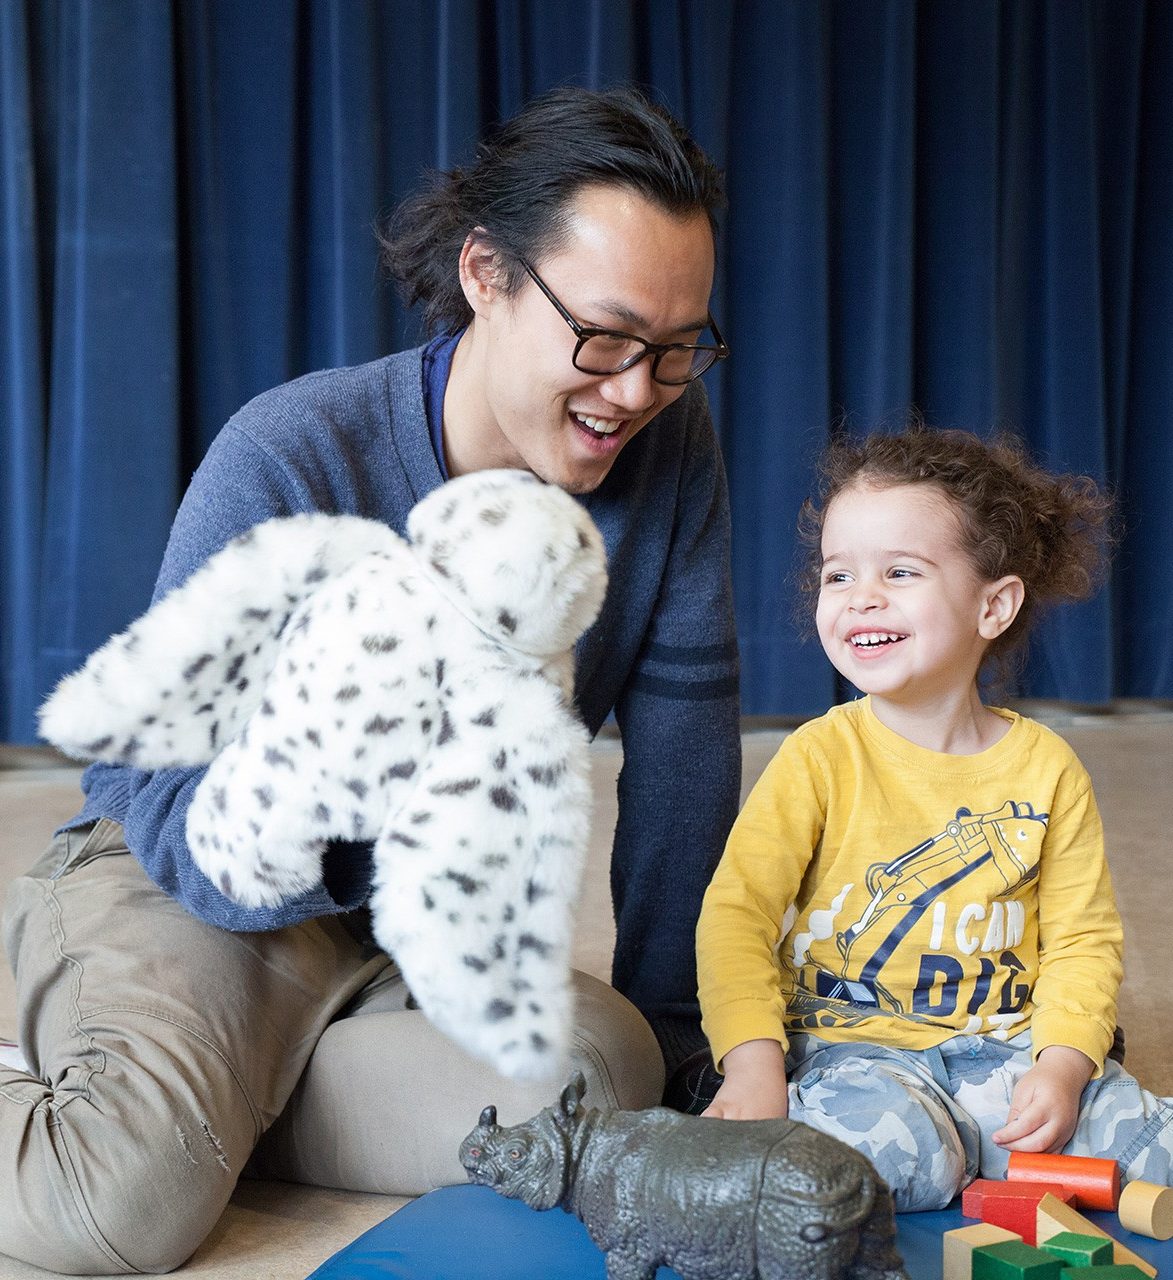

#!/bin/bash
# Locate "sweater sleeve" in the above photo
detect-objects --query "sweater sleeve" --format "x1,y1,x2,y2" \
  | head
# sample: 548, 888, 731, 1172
608, 397, 742, 1067
79, 422, 372, 929
697, 731, 827, 1069
1028, 764, 1123, 1074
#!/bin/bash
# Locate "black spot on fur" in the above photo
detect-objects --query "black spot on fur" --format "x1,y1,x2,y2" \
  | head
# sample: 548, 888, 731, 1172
480, 506, 506, 525
578, 528, 590, 549
493, 750, 507, 771
345, 779, 368, 800
472, 707, 497, 728
497, 610, 517, 634
530, 1033, 549, 1052
83, 735, 114, 754
429, 557, 450, 578
526, 879, 549, 904
435, 658, 445, 686
260, 699, 275, 717
194, 702, 213, 715
463, 954, 488, 972
385, 760, 417, 781
253, 786, 274, 809
485, 999, 515, 1022
420, 718, 432, 734
141, 714, 156, 726
184, 653, 214, 681
219, 871, 234, 897
224, 653, 245, 683
437, 710, 455, 746
313, 802, 331, 822
429, 778, 480, 796
519, 933, 551, 958
421, 890, 435, 910
489, 786, 520, 813
410, 810, 432, 824
243, 606, 271, 621
527, 762, 565, 787
388, 831, 419, 848
364, 714, 402, 735
212, 787, 227, 813
264, 746, 294, 769
336, 685, 361, 702
306, 728, 321, 748
362, 634, 400, 655
297, 685, 309, 702
445, 870, 485, 895
305, 564, 328, 584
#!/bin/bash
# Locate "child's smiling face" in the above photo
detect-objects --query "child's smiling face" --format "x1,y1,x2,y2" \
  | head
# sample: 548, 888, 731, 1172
815, 481, 1004, 706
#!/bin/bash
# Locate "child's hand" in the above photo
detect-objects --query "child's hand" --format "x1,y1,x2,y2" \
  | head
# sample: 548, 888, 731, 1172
702, 1039, 789, 1120
991, 1045, 1095, 1153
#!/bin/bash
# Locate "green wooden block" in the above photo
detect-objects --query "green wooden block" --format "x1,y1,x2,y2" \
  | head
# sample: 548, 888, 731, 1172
1039, 1231, 1113, 1266
972, 1239, 1067, 1279
1058, 1268, 1150, 1278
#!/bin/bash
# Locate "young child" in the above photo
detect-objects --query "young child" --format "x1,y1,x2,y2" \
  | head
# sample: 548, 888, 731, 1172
697, 425, 1173, 1211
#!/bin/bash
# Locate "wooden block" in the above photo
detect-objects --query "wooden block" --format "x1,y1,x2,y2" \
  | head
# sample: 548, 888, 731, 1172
1054, 1268, 1152, 1278
944, 1223, 1022, 1280
1035, 1192, 1157, 1278
1038, 1229, 1114, 1266
1118, 1179, 1173, 1241
964, 1179, 1071, 1217
1008, 1150, 1122, 1210
963, 1180, 1075, 1246
971, 1239, 1066, 1278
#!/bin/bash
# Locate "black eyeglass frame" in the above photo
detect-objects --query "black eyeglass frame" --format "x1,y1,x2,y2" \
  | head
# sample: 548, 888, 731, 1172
518, 258, 729, 386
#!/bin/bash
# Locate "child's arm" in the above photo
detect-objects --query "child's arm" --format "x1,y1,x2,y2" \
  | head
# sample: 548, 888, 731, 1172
696, 733, 826, 1117
990, 1044, 1095, 1152
703, 1038, 789, 1119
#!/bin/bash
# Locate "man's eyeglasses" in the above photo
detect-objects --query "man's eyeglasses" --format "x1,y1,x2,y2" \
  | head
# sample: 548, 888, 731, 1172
519, 259, 729, 386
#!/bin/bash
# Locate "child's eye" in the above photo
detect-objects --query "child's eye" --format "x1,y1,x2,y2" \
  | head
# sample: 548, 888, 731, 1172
888, 567, 919, 580
822, 570, 851, 586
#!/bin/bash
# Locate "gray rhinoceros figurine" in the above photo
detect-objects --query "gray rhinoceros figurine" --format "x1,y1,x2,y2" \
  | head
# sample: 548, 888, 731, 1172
459, 1072, 909, 1280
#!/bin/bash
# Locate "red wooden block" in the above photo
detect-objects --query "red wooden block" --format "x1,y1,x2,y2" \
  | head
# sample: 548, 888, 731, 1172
962, 1180, 1075, 1246
1008, 1150, 1121, 1210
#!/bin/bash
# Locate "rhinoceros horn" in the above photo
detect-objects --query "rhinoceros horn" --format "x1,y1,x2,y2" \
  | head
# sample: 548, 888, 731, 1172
478, 1105, 498, 1127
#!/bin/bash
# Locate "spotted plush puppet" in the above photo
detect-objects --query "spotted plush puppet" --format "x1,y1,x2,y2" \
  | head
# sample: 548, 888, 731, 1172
39, 469, 609, 1081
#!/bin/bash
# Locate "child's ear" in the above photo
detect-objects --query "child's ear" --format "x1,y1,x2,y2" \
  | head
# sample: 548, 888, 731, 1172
459, 231, 506, 319
979, 575, 1025, 640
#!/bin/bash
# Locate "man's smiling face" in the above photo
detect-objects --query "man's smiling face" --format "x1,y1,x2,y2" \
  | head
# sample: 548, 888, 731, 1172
454, 183, 716, 494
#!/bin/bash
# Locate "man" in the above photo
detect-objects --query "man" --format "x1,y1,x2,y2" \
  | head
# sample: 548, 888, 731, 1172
1, 86, 741, 1273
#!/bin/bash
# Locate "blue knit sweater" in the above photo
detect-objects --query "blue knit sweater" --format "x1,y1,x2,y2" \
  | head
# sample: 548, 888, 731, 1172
69, 346, 742, 1053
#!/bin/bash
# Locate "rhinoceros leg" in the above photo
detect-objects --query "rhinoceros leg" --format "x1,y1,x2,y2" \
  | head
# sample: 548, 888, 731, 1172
846, 1182, 909, 1280
602, 1245, 660, 1280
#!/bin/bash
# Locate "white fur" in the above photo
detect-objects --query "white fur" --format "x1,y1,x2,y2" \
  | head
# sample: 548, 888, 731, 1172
38, 470, 608, 1081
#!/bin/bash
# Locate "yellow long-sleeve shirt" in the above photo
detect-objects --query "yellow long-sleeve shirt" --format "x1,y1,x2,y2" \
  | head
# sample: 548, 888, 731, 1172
698, 698, 1122, 1076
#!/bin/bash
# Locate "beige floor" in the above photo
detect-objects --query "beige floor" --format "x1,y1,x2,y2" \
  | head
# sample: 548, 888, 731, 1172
1, 707, 1170, 1277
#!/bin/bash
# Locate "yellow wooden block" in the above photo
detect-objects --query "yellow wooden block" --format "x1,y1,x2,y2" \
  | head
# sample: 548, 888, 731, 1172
944, 1222, 1022, 1280
1119, 1180, 1173, 1241
1035, 1192, 1157, 1278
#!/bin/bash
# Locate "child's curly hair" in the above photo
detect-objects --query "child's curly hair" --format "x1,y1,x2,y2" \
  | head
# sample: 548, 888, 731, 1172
797, 423, 1117, 677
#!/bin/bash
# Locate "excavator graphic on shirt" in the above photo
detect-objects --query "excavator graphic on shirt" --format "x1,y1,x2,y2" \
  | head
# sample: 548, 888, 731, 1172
787, 800, 1046, 1031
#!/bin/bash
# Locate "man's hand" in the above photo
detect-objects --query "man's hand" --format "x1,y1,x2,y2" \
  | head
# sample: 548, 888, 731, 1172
991, 1044, 1095, 1153
702, 1038, 789, 1120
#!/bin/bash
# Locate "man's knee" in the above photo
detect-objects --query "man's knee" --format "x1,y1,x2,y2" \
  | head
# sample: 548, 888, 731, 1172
0, 1076, 237, 1274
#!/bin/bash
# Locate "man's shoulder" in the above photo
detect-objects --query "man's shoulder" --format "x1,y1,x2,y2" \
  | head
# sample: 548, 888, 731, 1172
228, 349, 423, 440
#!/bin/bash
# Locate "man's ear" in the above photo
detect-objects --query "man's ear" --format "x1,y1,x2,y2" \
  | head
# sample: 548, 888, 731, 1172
459, 231, 504, 319
978, 575, 1025, 640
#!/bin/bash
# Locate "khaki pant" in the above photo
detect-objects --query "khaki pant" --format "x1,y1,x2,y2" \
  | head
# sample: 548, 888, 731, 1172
0, 821, 663, 1274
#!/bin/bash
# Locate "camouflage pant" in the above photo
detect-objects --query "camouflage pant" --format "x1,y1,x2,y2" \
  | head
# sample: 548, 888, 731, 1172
784, 1031, 1173, 1212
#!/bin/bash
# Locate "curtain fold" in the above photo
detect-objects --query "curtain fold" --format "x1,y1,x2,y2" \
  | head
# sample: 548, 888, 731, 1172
2, 0, 1171, 740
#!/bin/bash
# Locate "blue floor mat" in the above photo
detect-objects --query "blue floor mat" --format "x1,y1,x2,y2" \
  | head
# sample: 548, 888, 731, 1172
308, 1183, 1173, 1279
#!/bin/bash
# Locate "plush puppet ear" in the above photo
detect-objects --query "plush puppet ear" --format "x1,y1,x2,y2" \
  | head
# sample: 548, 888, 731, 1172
38, 513, 405, 768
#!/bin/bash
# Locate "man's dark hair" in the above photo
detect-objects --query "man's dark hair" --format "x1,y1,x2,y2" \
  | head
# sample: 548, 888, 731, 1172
379, 85, 724, 335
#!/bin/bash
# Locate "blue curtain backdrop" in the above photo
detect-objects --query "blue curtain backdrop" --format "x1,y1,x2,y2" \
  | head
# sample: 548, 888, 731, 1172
2, 0, 1171, 743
